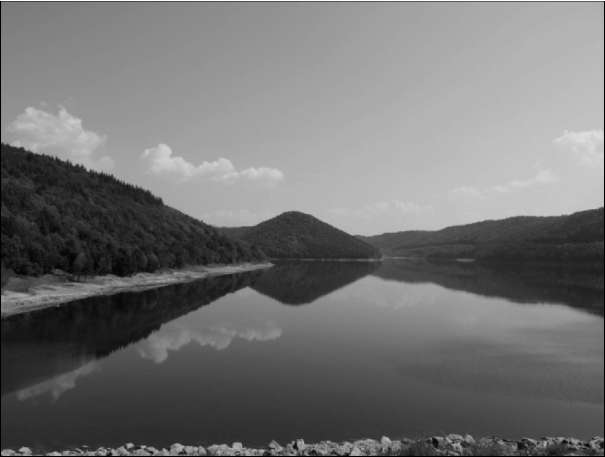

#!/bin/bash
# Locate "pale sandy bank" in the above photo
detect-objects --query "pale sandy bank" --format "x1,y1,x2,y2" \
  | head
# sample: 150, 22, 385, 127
1, 263, 273, 319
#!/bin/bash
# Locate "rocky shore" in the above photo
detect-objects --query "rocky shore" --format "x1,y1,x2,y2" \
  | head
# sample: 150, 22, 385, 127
2, 435, 603, 456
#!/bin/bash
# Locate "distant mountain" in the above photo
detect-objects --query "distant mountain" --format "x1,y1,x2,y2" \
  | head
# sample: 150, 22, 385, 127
360, 208, 604, 262
218, 211, 381, 259
1, 144, 264, 278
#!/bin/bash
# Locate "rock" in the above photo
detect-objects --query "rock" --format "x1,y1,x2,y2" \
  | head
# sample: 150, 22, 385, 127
45, 453, 61, 457
268, 441, 282, 451
1, 452, 16, 457
462, 435, 475, 446
231, 443, 243, 452
294, 439, 306, 451
379, 436, 391, 447
589, 438, 604, 451
449, 442, 464, 455
170, 444, 185, 455
125, 443, 135, 451
17, 448, 32, 456
518, 438, 538, 450
335, 443, 352, 456
349, 447, 363, 457
446, 434, 464, 443
432, 436, 446, 448
117, 446, 130, 456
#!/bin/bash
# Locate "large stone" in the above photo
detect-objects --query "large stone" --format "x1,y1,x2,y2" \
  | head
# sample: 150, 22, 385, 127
446, 434, 464, 443
462, 435, 475, 447
170, 444, 185, 455
125, 443, 135, 451
17, 448, 31, 456
349, 448, 363, 457
432, 436, 446, 448
295, 439, 306, 451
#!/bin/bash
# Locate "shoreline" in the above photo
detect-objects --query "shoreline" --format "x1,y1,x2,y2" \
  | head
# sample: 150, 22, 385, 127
1, 435, 603, 456
0, 262, 273, 319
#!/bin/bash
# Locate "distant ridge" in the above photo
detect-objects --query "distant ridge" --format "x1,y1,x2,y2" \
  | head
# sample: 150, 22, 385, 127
1, 144, 264, 278
360, 208, 604, 262
218, 211, 380, 259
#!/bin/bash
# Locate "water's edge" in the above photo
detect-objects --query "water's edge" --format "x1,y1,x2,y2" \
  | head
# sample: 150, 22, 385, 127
0, 263, 273, 319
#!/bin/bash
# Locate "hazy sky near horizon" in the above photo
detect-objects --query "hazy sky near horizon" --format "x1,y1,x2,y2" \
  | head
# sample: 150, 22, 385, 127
1, 2, 603, 235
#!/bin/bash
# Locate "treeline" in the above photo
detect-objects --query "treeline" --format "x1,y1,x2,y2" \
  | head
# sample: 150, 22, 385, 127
361, 207, 604, 262
1, 144, 265, 279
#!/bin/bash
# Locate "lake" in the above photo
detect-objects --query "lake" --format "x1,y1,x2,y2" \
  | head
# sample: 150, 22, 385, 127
1, 259, 603, 451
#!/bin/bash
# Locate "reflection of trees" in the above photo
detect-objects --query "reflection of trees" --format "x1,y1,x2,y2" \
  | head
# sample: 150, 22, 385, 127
252, 261, 380, 305
374, 259, 604, 316
1, 271, 261, 397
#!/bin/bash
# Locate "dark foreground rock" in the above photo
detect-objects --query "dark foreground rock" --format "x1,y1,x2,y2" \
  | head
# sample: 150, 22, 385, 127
1, 435, 603, 456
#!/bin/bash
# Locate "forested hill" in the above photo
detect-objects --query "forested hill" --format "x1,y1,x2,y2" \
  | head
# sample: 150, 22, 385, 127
1, 144, 264, 278
218, 211, 381, 259
360, 208, 604, 262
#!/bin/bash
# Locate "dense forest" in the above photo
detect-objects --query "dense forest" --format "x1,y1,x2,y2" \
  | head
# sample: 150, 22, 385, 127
360, 208, 604, 262
219, 211, 381, 259
1, 144, 264, 279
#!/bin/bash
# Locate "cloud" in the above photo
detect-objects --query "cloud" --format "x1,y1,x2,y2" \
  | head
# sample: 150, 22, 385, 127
137, 321, 283, 364
554, 129, 604, 171
449, 169, 559, 199
16, 362, 99, 402
141, 143, 284, 186
329, 200, 433, 219
7, 106, 114, 172
448, 186, 484, 199
491, 169, 559, 193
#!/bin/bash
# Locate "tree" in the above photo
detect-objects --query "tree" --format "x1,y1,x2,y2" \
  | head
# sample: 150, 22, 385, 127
72, 252, 88, 280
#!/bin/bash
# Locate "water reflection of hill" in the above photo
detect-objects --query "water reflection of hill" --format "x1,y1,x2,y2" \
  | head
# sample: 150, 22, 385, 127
251, 261, 380, 305
1, 271, 261, 397
374, 259, 604, 316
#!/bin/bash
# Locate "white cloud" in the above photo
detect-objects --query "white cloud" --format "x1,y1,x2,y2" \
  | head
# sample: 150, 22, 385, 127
7, 106, 114, 172
329, 200, 433, 219
554, 129, 604, 171
141, 143, 284, 186
448, 186, 484, 199
137, 321, 283, 364
491, 169, 559, 193
450, 169, 559, 199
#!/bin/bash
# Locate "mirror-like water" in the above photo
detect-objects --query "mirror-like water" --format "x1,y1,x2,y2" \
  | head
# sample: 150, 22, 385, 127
1, 260, 603, 450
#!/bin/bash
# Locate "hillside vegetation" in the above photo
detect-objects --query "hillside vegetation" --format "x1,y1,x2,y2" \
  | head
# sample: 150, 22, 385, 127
361, 208, 604, 262
219, 211, 381, 259
1, 144, 264, 278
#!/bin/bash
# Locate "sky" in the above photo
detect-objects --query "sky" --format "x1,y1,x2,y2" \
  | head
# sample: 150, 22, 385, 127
1, 2, 603, 235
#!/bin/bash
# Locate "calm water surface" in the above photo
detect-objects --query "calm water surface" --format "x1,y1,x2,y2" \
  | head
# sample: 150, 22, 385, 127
1, 260, 603, 450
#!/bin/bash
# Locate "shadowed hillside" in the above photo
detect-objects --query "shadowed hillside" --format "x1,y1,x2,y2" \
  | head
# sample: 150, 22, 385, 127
1, 144, 264, 279
251, 260, 380, 305
219, 211, 380, 259
361, 208, 604, 262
